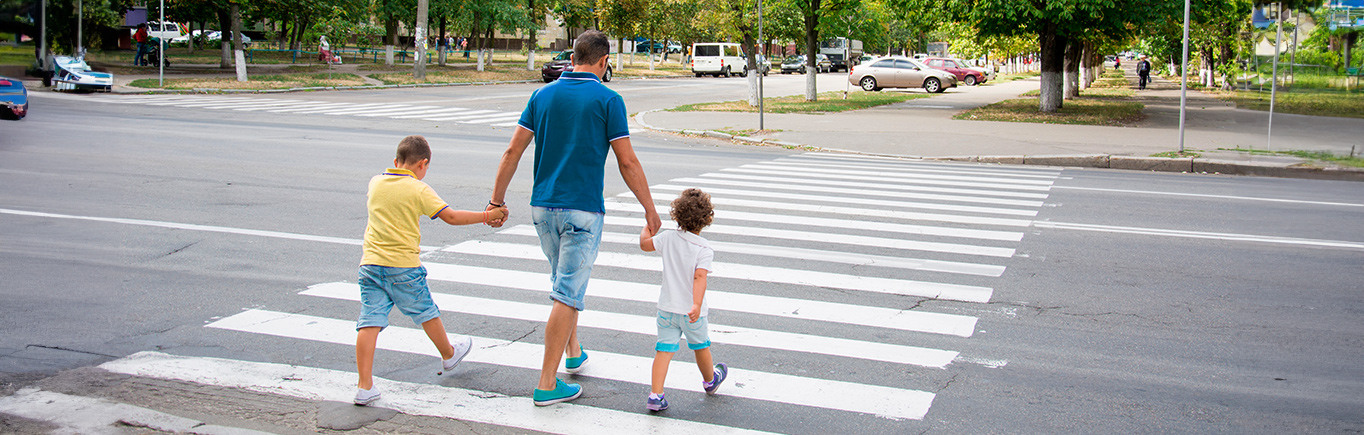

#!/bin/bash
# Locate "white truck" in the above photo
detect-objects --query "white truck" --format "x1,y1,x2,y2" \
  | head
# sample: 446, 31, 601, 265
818, 37, 863, 72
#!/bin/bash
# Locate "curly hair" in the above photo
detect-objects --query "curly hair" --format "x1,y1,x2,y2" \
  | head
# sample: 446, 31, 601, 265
670, 188, 714, 233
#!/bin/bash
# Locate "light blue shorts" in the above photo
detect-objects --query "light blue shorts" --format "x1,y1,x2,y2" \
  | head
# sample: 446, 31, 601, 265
356, 265, 440, 330
655, 310, 711, 352
531, 206, 604, 311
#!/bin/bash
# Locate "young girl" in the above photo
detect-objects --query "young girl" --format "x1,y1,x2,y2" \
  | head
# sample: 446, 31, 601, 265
638, 188, 727, 411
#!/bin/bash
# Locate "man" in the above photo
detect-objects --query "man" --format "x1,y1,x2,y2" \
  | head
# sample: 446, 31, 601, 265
1137, 55, 1152, 90
133, 23, 149, 66
489, 30, 662, 406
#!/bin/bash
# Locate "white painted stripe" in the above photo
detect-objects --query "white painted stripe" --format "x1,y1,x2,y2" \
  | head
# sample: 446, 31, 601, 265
232, 101, 342, 112
449, 112, 523, 122
500, 225, 1006, 277
724, 167, 1053, 192
166, 98, 290, 108
489, 121, 521, 127
698, 171, 1051, 199
460, 114, 524, 124
384, 107, 482, 118
420, 263, 979, 337
89, 95, 188, 103
673, 176, 1046, 207
196, 100, 307, 109
421, 110, 501, 121
206, 310, 937, 420
311, 104, 415, 115
444, 240, 995, 303
0, 389, 272, 435
783, 155, 1063, 179
348, 105, 442, 117
651, 184, 1039, 217
0, 208, 439, 251
303, 282, 960, 368
144, 97, 247, 106
1033, 221, 1364, 250
101, 351, 770, 434
792, 153, 1063, 176
604, 201, 1025, 242
268, 102, 383, 113
615, 192, 1036, 228
746, 162, 1055, 186
1050, 186, 1364, 208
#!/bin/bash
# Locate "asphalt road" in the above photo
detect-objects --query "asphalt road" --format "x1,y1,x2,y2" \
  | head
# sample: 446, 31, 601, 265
2, 74, 1362, 433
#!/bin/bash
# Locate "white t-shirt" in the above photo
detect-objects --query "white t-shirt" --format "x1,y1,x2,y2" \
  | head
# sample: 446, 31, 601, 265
652, 229, 714, 316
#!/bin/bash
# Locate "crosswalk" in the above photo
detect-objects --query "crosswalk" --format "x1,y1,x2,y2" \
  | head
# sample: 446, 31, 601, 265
84, 94, 527, 127
105, 152, 1060, 432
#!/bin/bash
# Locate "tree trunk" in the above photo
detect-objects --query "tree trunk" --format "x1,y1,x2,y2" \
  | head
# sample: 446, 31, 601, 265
803, 0, 820, 101
439, 17, 447, 66
218, 9, 231, 68
743, 31, 759, 106
1063, 40, 1080, 100
526, 0, 537, 71
1079, 42, 1090, 91
232, 4, 247, 82
1039, 26, 1066, 112
415, 0, 428, 79
385, 17, 398, 66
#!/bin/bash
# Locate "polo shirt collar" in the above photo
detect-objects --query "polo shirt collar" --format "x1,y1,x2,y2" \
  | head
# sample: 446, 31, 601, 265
676, 229, 706, 244
383, 168, 416, 177
560, 71, 601, 82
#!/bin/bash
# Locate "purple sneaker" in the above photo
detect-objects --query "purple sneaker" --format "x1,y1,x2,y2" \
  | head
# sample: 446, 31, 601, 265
703, 363, 728, 395
646, 393, 668, 411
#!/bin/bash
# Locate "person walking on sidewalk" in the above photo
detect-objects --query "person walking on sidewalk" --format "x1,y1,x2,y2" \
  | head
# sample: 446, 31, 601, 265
638, 188, 728, 412
488, 29, 662, 407
132, 23, 149, 66
353, 135, 508, 406
1137, 55, 1152, 90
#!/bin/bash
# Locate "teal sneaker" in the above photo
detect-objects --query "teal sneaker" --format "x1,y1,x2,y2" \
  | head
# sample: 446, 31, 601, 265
565, 345, 588, 374
533, 378, 582, 406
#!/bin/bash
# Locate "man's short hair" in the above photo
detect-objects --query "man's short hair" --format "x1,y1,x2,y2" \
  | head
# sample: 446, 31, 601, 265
573, 31, 610, 66
396, 135, 431, 164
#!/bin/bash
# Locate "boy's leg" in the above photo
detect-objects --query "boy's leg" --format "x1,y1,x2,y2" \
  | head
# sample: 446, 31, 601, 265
420, 317, 455, 360
651, 351, 674, 394
694, 347, 715, 383
356, 327, 382, 389
538, 301, 579, 390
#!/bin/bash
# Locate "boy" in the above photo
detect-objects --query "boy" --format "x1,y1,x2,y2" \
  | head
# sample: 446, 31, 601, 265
354, 135, 507, 405
638, 188, 727, 412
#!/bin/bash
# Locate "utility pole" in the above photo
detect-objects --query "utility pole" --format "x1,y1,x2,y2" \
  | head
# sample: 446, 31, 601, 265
76, 0, 82, 56
758, 0, 764, 131
1178, 0, 1190, 153
415, 0, 429, 79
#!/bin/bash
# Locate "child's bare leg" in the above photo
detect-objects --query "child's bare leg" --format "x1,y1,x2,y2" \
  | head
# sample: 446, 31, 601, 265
651, 351, 674, 395
420, 317, 455, 359
694, 347, 715, 383
565, 327, 581, 358
356, 327, 382, 389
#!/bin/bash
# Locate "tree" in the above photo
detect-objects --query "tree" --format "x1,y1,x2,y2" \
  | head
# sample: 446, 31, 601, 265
795, 0, 855, 101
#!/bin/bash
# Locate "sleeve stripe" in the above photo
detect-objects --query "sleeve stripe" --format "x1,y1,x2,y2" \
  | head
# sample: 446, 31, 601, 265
608, 134, 630, 142
517, 123, 534, 133
429, 205, 449, 220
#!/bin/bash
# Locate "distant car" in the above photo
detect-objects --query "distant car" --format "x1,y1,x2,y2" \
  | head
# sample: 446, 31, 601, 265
848, 56, 957, 93
691, 42, 748, 77
923, 57, 986, 86
780, 54, 832, 74
169, 29, 207, 46
634, 40, 665, 53
202, 30, 252, 47
0, 76, 28, 120
540, 49, 613, 83
667, 43, 682, 53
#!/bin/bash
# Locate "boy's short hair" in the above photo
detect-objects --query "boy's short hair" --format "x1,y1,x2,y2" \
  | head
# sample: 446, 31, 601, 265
573, 31, 610, 66
671, 188, 714, 233
396, 135, 431, 164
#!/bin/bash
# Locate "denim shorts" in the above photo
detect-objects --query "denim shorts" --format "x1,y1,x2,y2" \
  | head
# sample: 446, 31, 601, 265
356, 265, 441, 330
655, 310, 711, 352
531, 207, 604, 311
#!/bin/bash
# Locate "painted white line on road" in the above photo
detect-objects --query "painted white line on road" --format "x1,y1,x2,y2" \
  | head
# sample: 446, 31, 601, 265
785, 154, 1063, 178
143, 97, 249, 106
0, 388, 272, 435
419, 263, 980, 337
196, 100, 309, 110
303, 282, 960, 368
619, 192, 1037, 228
233, 101, 342, 112
166, 98, 293, 108
269, 102, 387, 114
207, 310, 938, 421
672, 177, 1045, 207
460, 114, 524, 124
343, 105, 443, 117
101, 351, 770, 435
1034, 221, 1364, 251
311, 104, 416, 116
422, 110, 502, 121
698, 171, 1051, 199
1050, 186, 1364, 208
383, 107, 482, 118
747, 162, 1056, 186
445, 240, 995, 303
724, 167, 1053, 192
651, 184, 1039, 216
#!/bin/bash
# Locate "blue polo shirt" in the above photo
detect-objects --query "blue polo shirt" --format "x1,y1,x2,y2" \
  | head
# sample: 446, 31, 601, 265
517, 71, 630, 214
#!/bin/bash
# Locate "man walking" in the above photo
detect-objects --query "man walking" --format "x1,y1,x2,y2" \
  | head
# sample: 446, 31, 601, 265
1137, 55, 1152, 90
489, 30, 662, 406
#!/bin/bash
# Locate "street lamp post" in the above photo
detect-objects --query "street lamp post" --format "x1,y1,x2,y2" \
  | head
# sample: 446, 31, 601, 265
758, 0, 764, 131
1178, 0, 1190, 153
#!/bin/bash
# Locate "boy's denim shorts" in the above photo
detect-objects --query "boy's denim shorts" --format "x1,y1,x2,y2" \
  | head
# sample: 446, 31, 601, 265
531, 207, 603, 311
356, 265, 441, 330
655, 310, 711, 352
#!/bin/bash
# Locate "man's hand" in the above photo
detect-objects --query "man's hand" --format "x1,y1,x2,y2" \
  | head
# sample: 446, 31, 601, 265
644, 209, 663, 236
486, 203, 508, 227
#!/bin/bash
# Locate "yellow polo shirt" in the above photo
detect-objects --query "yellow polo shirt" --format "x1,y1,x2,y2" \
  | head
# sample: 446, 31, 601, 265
360, 168, 449, 267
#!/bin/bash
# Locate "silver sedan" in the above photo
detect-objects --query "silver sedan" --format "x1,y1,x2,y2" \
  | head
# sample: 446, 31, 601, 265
848, 57, 957, 93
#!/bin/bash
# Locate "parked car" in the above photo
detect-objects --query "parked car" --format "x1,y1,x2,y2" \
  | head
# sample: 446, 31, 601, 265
958, 58, 997, 82
0, 76, 28, 120
201, 30, 252, 47
52, 56, 113, 92
634, 40, 665, 53
923, 57, 987, 86
540, 49, 613, 83
691, 42, 748, 77
780, 54, 832, 74
848, 56, 957, 93
131, 21, 185, 42
169, 29, 207, 46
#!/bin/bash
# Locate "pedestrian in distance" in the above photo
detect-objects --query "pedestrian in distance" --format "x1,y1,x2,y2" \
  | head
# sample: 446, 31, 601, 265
489, 29, 662, 407
461, 37, 469, 58
638, 188, 728, 412
1114, 57, 1120, 71
353, 135, 508, 406
1137, 55, 1152, 90
133, 23, 149, 66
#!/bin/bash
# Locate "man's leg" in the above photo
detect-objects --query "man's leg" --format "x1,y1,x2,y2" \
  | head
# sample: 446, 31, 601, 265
565, 327, 580, 359
538, 300, 579, 390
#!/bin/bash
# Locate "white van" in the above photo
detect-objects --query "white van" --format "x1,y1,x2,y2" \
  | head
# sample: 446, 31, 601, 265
690, 42, 748, 77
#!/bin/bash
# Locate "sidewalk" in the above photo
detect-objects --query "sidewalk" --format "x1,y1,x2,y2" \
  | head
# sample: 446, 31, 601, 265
638, 70, 1364, 181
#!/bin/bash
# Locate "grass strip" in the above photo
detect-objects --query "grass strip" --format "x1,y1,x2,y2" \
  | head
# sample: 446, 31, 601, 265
955, 97, 1145, 126
1209, 89, 1364, 119
368, 68, 538, 85
1218, 147, 1364, 168
128, 73, 368, 90
1019, 87, 1134, 98
671, 90, 931, 114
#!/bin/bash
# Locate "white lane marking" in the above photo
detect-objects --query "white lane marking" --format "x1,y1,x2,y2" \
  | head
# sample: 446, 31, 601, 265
143, 97, 248, 106
604, 201, 1025, 242
489, 121, 520, 127
422, 110, 501, 121
164, 98, 292, 108
460, 114, 524, 124
619, 192, 1036, 228
420, 263, 979, 337
206, 310, 937, 421
233, 101, 343, 112
779, 156, 1061, 179
0, 208, 438, 251
698, 171, 1051, 199
793, 153, 1063, 175
309, 104, 414, 115
1034, 221, 1364, 251
448, 111, 522, 121
267, 102, 383, 114
196, 100, 309, 109
101, 351, 770, 435
444, 240, 996, 303
746, 162, 1056, 186
384, 107, 483, 118
1050, 186, 1364, 208
673, 176, 1046, 207
303, 282, 960, 368
652, 184, 1039, 217
724, 167, 1053, 192
344, 105, 443, 117
0, 388, 273, 435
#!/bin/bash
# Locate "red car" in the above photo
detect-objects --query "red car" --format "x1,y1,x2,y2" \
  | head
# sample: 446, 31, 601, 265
922, 57, 986, 86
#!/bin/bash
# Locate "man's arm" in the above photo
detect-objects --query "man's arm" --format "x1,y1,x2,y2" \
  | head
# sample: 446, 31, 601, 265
489, 126, 533, 227
610, 136, 661, 235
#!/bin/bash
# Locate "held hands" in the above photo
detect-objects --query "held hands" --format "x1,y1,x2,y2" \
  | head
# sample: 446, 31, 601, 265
484, 202, 509, 227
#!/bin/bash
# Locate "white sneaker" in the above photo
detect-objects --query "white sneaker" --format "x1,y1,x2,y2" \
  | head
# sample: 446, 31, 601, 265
354, 387, 381, 405
440, 335, 473, 374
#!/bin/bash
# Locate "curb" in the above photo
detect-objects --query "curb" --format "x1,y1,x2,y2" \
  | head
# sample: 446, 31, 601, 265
107, 72, 691, 95
633, 110, 1364, 182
